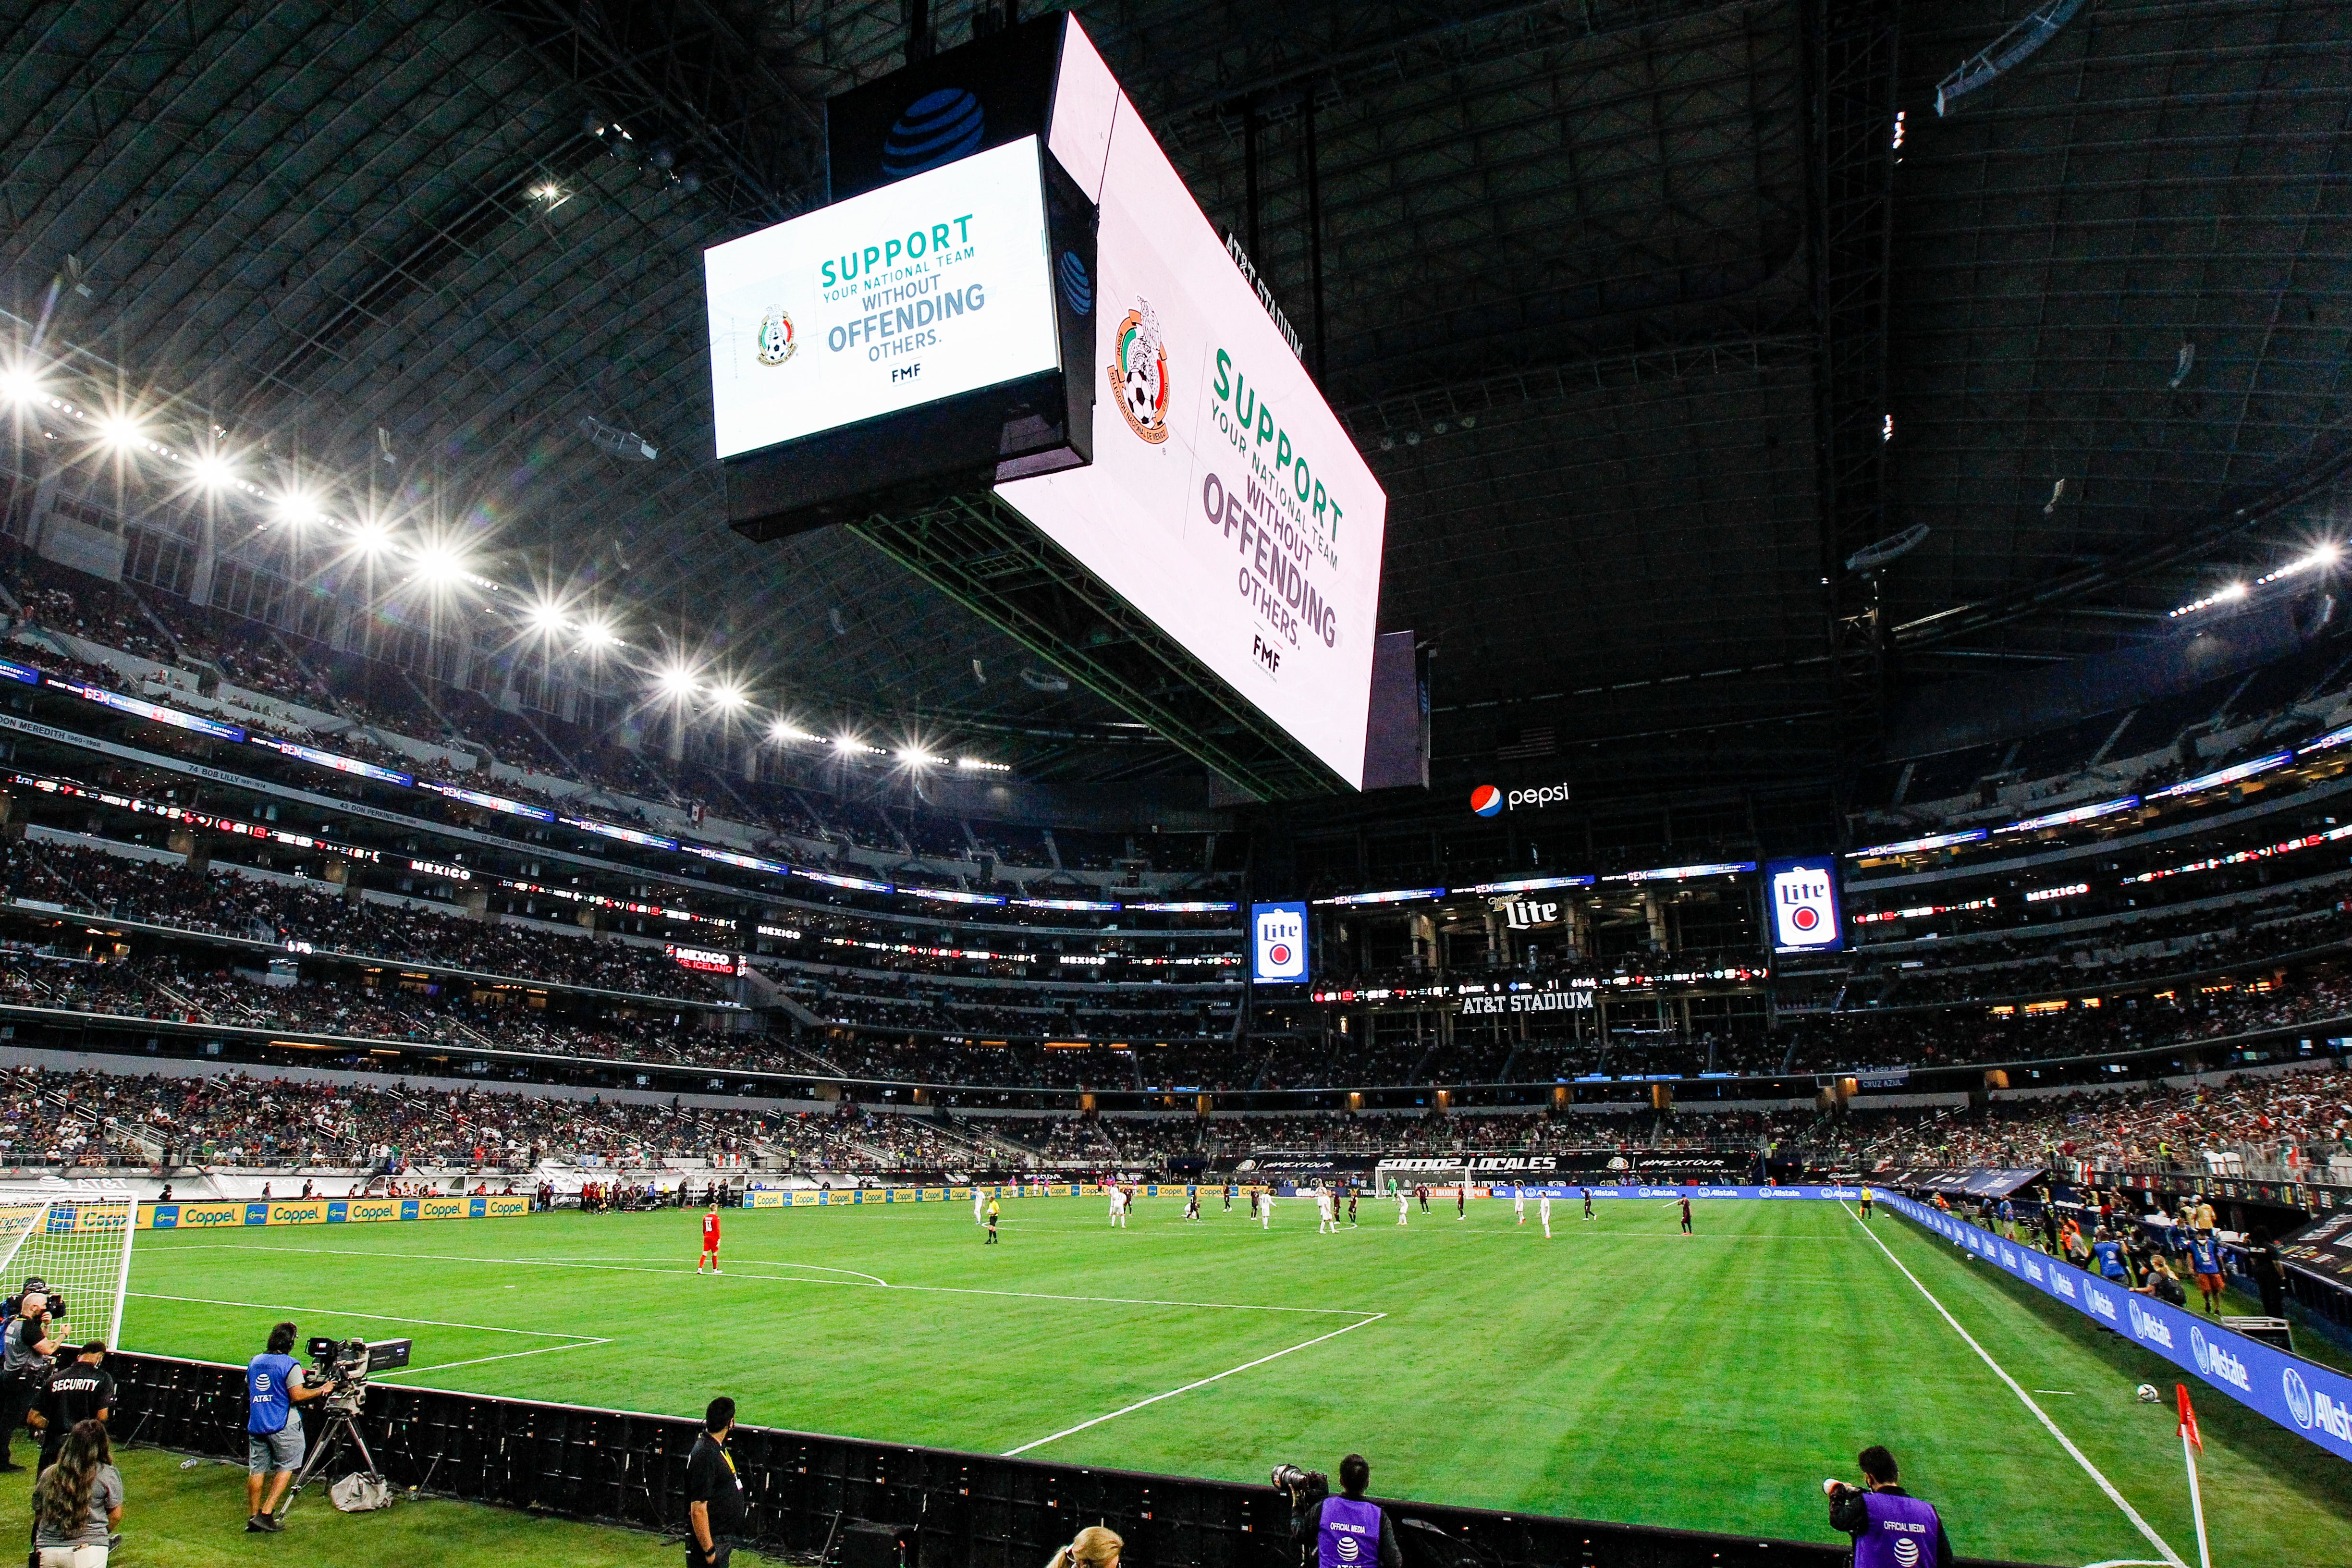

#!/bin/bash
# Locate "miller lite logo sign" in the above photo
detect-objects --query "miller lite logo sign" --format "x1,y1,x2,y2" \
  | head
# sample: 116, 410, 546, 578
1250, 901, 1309, 983
1765, 856, 1843, 953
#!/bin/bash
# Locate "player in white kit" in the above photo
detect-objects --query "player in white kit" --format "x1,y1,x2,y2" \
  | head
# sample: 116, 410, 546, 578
1261, 1191, 1275, 1229
1317, 1188, 1335, 1233
1396, 1190, 1409, 1225
1514, 1191, 1526, 1225
1540, 1194, 1553, 1238
973, 1186, 986, 1225
1108, 1186, 1128, 1227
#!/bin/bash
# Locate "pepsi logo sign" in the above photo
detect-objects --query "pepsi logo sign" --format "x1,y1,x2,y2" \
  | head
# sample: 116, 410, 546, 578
1470, 782, 1570, 815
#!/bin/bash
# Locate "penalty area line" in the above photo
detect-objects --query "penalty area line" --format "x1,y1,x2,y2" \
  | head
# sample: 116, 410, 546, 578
1837, 1204, 2184, 1568
123, 1290, 612, 1378
1001, 1312, 1385, 1457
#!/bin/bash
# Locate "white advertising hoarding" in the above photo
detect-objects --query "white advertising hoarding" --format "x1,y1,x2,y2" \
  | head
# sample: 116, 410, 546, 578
997, 22, 1389, 790
704, 137, 1059, 461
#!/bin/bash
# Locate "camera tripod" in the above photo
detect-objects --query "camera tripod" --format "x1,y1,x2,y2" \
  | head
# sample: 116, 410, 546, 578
276, 1401, 379, 1520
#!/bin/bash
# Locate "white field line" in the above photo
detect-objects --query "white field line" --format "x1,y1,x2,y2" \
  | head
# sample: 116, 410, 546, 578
1000, 1311, 1387, 1457
126, 1298, 616, 1382
151, 1243, 1371, 1315
1838, 1203, 2185, 1568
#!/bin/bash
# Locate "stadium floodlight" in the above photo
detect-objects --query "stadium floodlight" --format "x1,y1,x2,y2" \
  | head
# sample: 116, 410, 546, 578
768, 720, 815, 743
188, 453, 236, 491
653, 662, 700, 700
524, 598, 570, 636
273, 490, 323, 527
896, 747, 938, 767
0, 366, 42, 404
956, 757, 1011, 772
573, 614, 620, 652
408, 542, 471, 588
831, 734, 861, 751
98, 413, 144, 449
708, 681, 749, 713
348, 520, 394, 557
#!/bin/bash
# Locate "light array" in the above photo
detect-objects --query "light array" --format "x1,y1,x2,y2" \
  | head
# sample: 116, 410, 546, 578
1, 346, 1012, 776
2168, 542, 2340, 618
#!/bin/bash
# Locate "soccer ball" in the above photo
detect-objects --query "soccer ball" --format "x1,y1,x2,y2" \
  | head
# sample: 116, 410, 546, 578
2135, 1384, 2160, 1404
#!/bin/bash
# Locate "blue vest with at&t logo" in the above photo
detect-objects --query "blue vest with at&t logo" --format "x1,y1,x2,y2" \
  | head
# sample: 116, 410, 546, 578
1319, 1496, 1382, 1568
1854, 1491, 1939, 1568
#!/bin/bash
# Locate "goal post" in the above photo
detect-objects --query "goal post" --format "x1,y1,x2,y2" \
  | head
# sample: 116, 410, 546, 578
0, 1187, 137, 1349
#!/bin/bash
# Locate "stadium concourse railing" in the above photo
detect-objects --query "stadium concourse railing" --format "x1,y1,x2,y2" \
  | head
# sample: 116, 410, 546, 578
99, 1353, 2036, 1568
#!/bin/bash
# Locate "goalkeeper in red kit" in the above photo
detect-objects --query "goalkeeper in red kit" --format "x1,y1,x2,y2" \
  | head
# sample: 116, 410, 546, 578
698, 1203, 723, 1274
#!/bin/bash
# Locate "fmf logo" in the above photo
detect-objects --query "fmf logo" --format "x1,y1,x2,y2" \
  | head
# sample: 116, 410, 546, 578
1471, 782, 1570, 816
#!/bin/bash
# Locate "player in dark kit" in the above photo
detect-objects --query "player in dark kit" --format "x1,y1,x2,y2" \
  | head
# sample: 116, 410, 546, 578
1678, 1195, 1693, 1235
1582, 1188, 1594, 1220
1347, 1191, 1358, 1227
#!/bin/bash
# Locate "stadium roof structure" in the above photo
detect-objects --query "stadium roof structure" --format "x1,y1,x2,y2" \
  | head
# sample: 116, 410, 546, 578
2, 0, 2346, 805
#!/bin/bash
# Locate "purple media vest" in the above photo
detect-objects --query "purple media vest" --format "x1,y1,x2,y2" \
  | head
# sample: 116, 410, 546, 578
1853, 1491, 1941, 1568
1318, 1496, 1384, 1568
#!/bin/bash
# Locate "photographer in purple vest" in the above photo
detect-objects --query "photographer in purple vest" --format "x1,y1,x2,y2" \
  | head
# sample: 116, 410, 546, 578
1286, 1454, 1402, 1568
1825, 1446, 1953, 1568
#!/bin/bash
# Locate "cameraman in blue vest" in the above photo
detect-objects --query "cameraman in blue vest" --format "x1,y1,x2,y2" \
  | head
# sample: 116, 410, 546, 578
1825, 1446, 1953, 1568
1286, 1454, 1401, 1568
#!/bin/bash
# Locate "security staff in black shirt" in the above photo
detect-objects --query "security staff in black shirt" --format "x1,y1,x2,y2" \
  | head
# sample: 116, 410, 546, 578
28, 1339, 111, 1471
684, 1396, 746, 1568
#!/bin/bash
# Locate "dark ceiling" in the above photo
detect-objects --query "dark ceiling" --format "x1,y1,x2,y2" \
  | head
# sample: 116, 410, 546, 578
2, 0, 2345, 802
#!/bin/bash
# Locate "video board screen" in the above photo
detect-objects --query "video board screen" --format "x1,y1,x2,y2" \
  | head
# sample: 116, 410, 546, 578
1764, 856, 1844, 954
993, 21, 1389, 790
705, 137, 1061, 461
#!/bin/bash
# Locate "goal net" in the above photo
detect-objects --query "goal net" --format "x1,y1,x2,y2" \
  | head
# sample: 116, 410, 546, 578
0, 1188, 137, 1349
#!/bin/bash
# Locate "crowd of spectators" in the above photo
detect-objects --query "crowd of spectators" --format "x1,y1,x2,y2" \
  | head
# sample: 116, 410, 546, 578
3, 840, 733, 1001
2, 556, 1232, 888
1852, 1065, 2352, 1175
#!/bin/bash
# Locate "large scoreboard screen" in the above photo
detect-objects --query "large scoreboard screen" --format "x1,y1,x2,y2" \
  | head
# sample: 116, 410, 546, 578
705, 138, 1060, 461
994, 23, 1387, 789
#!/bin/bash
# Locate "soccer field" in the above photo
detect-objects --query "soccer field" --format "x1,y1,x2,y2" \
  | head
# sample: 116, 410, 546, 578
122, 1195, 2352, 1568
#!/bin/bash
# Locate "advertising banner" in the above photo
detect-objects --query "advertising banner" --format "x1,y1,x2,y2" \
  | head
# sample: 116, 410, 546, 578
2278, 1209, 2352, 1287
1885, 1191, 2352, 1460
138, 1196, 532, 1229
1764, 855, 1843, 954
1250, 901, 1309, 983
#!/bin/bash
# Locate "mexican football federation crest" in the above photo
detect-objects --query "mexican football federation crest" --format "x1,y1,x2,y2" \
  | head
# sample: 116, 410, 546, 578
1107, 301, 1171, 444
756, 306, 797, 366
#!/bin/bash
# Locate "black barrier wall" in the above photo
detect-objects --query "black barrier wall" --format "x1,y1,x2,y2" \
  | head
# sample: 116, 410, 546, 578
103, 1353, 2033, 1568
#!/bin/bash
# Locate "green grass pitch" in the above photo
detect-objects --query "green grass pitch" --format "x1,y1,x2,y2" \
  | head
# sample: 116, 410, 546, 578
119, 1193, 2352, 1568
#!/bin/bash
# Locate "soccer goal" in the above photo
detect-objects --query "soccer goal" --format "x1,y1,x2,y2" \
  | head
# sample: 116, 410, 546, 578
0, 1187, 137, 1348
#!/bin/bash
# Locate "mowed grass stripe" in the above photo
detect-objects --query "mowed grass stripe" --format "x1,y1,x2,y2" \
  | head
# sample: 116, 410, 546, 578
126, 1197, 2352, 1567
